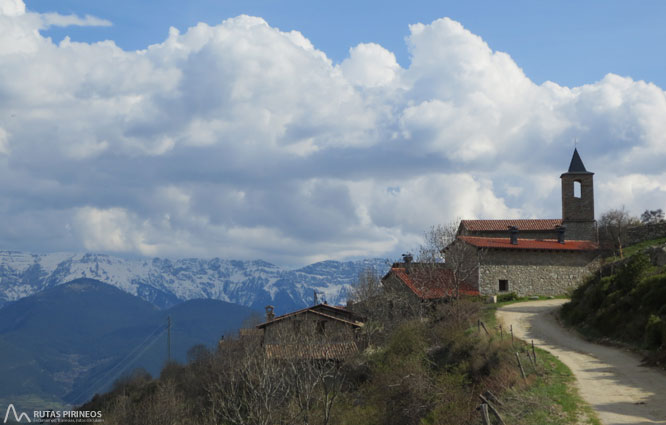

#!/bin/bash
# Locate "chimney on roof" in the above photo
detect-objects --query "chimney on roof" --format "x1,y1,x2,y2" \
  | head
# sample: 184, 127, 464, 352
265, 305, 275, 322
508, 226, 519, 245
556, 225, 566, 244
402, 253, 413, 274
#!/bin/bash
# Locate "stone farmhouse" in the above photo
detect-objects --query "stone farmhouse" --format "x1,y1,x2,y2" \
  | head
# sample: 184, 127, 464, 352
255, 303, 364, 360
452, 148, 600, 296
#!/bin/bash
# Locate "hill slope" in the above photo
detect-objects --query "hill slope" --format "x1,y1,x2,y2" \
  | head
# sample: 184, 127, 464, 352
561, 241, 666, 363
0, 278, 257, 411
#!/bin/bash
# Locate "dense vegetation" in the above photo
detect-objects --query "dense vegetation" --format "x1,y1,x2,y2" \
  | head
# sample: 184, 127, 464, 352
562, 243, 666, 366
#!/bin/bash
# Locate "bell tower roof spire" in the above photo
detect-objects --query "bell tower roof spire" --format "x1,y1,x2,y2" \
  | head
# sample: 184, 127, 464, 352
567, 148, 592, 174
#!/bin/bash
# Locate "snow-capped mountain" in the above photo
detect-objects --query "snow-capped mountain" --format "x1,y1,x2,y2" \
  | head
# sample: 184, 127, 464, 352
0, 251, 389, 312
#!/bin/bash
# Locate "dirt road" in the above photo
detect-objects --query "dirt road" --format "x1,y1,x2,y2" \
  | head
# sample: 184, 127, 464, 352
497, 300, 666, 425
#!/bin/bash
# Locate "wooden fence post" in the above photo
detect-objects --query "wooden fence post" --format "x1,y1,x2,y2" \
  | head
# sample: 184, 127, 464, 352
479, 394, 506, 425
526, 350, 537, 369
515, 352, 526, 381
480, 403, 491, 425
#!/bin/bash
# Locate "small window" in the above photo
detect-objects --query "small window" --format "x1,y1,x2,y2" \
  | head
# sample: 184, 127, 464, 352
499, 280, 509, 292
573, 180, 581, 198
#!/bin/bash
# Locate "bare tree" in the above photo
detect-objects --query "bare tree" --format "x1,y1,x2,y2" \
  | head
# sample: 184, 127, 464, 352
208, 319, 350, 425
418, 222, 482, 301
349, 263, 431, 337
599, 207, 640, 258
347, 267, 388, 345
281, 333, 347, 425
347, 267, 384, 309
208, 337, 290, 425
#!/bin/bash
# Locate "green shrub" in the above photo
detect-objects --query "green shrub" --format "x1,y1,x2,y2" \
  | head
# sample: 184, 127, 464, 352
639, 273, 666, 311
613, 254, 650, 291
645, 315, 665, 349
386, 321, 428, 359
497, 292, 518, 302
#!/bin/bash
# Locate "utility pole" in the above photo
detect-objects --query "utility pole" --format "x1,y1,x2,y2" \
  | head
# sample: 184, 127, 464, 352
167, 316, 172, 364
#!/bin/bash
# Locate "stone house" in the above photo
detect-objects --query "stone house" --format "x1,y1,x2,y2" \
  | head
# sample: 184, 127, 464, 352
255, 303, 364, 359
449, 149, 600, 296
381, 259, 479, 302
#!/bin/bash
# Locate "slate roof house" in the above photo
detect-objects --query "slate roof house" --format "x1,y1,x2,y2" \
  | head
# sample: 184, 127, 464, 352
450, 149, 600, 296
255, 303, 364, 360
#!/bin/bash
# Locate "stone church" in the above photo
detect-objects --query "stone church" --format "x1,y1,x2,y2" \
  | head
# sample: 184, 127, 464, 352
452, 148, 600, 296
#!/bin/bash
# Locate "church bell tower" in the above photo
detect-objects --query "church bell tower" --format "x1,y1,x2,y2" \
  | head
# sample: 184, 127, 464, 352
560, 148, 596, 241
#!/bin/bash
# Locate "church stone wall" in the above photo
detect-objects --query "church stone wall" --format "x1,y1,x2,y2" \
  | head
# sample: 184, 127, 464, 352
562, 221, 598, 242
462, 230, 558, 240
478, 250, 599, 296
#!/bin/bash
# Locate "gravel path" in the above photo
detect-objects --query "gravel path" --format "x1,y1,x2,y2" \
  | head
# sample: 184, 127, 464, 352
496, 299, 666, 425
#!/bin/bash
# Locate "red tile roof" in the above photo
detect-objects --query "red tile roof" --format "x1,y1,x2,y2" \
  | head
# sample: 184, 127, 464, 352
387, 264, 479, 299
458, 236, 598, 251
460, 219, 562, 232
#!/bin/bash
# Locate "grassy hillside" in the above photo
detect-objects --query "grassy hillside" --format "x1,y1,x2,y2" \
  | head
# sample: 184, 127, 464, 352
562, 239, 666, 365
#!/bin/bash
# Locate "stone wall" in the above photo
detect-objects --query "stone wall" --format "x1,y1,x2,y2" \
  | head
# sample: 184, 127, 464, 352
463, 230, 558, 240
600, 243, 666, 276
463, 225, 597, 242
562, 220, 597, 242
561, 173, 594, 222
478, 249, 599, 296
625, 222, 666, 246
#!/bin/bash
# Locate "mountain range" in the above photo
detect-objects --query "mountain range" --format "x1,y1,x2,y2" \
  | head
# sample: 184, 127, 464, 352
0, 251, 389, 313
0, 251, 389, 411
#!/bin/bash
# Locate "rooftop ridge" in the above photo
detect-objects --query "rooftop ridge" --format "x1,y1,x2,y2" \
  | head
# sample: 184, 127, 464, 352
460, 219, 562, 232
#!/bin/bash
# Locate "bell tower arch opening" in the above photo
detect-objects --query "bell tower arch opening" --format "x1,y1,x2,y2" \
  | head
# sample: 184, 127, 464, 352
573, 180, 581, 198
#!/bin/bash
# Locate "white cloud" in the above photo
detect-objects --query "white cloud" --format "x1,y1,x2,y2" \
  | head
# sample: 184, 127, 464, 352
340, 43, 400, 88
41, 13, 112, 28
0, 2, 665, 265
0, 0, 24, 17
74, 207, 157, 255
350, 174, 520, 234
598, 174, 666, 216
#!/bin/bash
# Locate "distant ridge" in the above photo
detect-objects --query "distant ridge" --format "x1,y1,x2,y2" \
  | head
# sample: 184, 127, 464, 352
0, 277, 257, 411
0, 251, 388, 313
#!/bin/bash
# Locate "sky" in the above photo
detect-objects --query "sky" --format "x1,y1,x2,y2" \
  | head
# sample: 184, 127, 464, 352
1, 0, 665, 266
